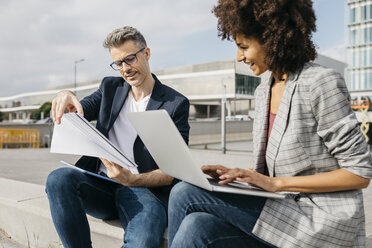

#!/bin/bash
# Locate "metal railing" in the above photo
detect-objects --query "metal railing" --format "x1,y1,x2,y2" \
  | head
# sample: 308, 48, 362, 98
0, 129, 40, 149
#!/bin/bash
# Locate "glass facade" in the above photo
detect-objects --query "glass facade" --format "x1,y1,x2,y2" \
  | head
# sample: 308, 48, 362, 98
351, 29, 358, 45
362, 50, 367, 67
362, 5, 367, 21
347, 0, 372, 91
159, 72, 260, 97
235, 74, 261, 95
351, 7, 357, 23
352, 50, 358, 67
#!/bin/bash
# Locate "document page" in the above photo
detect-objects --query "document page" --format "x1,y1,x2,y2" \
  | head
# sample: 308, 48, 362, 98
50, 113, 138, 174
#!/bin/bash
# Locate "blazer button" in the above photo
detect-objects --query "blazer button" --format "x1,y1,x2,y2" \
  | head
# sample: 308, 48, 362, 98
136, 161, 140, 165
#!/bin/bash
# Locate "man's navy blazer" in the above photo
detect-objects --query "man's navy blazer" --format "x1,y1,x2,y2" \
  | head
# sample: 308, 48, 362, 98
75, 74, 190, 182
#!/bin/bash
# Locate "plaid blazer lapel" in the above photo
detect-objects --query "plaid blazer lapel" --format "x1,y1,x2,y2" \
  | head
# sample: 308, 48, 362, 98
265, 74, 298, 177
253, 78, 271, 174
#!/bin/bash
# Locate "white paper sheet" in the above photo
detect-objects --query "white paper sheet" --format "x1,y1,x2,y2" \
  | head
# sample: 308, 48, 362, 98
50, 113, 138, 174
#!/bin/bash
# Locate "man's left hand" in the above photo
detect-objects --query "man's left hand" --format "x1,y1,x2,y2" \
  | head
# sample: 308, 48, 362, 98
100, 158, 138, 187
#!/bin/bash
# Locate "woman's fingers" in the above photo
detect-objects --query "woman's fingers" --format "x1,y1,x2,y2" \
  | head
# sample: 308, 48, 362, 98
202, 165, 229, 179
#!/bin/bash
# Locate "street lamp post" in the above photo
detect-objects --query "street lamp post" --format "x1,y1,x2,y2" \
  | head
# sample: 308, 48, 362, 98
74, 59, 85, 95
221, 83, 227, 154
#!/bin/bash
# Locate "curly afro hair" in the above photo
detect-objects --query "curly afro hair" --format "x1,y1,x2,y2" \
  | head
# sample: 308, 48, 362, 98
213, 0, 317, 75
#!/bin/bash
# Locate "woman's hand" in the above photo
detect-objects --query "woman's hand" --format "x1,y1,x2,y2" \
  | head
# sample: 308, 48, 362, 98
203, 166, 279, 192
204, 166, 370, 193
223, 168, 279, 192
201, 165, 230, 179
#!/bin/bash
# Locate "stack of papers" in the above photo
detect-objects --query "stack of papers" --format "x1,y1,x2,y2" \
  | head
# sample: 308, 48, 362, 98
50, 113, 138, 174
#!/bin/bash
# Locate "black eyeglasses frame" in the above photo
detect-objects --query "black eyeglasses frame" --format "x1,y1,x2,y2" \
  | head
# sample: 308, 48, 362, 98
110, 47, 145, 71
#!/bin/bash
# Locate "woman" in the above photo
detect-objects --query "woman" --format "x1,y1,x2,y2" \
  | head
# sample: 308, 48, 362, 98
168, 0, 372, 247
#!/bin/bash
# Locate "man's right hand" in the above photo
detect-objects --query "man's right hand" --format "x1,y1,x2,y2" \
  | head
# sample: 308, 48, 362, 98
52, 90, 84, 124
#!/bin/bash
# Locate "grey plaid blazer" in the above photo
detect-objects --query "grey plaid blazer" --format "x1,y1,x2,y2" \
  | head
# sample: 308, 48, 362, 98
251, 63, 372, 247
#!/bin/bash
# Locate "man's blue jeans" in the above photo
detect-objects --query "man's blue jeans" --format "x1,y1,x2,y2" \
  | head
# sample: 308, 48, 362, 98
45, 167, 167, 248
168, 182, 274, 248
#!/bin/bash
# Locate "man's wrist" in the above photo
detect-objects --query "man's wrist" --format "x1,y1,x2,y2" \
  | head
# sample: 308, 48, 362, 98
128, 173, 140, 187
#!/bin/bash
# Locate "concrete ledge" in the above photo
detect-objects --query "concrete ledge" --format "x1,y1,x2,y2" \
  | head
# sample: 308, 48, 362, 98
0, 178, 167, 248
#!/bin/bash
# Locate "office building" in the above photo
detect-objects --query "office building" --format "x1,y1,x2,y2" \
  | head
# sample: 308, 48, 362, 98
0, 56, 346, 123
347, 0, 372, 91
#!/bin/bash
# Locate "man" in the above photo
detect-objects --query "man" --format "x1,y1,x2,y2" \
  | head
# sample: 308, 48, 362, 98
46, 26, 190, 248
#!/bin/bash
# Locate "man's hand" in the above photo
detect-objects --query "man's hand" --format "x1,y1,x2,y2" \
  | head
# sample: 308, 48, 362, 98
100, 158, 139, 187
52, 90, 84, 124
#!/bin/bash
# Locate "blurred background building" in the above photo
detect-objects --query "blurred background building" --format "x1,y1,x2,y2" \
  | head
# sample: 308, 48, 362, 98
347, 0, 372, 92
0, 56, 346, 123
347, 0, 372, 143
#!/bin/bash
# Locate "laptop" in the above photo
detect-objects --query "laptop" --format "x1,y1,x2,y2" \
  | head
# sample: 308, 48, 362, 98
127, 110, 288, 199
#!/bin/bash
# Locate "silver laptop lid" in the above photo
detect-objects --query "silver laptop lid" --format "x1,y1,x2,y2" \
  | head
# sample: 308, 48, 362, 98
127, 110, 212, 190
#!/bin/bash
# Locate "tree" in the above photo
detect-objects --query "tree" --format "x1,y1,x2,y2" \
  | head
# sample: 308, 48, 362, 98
31, 101, 52, 120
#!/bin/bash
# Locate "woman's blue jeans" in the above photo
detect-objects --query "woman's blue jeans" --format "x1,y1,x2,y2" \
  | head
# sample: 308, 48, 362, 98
45, 167, 167, 248
168, 182, 274, 248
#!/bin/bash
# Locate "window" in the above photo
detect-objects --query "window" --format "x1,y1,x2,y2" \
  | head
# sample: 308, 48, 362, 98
363, 28, 368, 44
361, 27, 372, 44
361, 73, 366, 89
235, 74, 261, 95
368, 73, 372, 89
361, 72, 372, 89
351, 30, 357, 45
362, 5, 367, 21
350, 74, 354, 90
352, 73, 359, 90
361, 50, 367, 67
370, 5, 372, 19
352, 51, 358, 67
351, 8, 357, 23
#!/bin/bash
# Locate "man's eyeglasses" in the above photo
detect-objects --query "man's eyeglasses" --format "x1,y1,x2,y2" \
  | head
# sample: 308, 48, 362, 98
110, 47, 145, 71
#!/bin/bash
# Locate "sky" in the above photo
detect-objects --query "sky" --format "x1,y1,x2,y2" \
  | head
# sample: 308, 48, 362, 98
0, 0, 348, 97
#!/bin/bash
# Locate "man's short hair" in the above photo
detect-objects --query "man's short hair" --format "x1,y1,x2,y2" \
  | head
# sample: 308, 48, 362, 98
103, 26, 147, 49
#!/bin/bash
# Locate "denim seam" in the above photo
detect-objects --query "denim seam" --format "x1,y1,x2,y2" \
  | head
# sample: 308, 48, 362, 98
116, 204, 130, 245
117, 204, 130, 225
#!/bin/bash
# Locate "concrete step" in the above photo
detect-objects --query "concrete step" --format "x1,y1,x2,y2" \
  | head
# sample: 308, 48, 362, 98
0, 228, 26, 248
0, 178, 167, 248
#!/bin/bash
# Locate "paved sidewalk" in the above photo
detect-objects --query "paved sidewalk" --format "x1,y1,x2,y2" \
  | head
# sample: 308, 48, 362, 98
0, 148, 371, 247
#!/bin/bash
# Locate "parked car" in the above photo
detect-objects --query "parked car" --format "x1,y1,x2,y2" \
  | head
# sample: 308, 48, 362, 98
35, 117, 53, 124
226, 115, 252, 121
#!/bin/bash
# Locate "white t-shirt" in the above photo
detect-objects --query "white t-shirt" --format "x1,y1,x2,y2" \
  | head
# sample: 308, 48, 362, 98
98, 91, 151, 175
